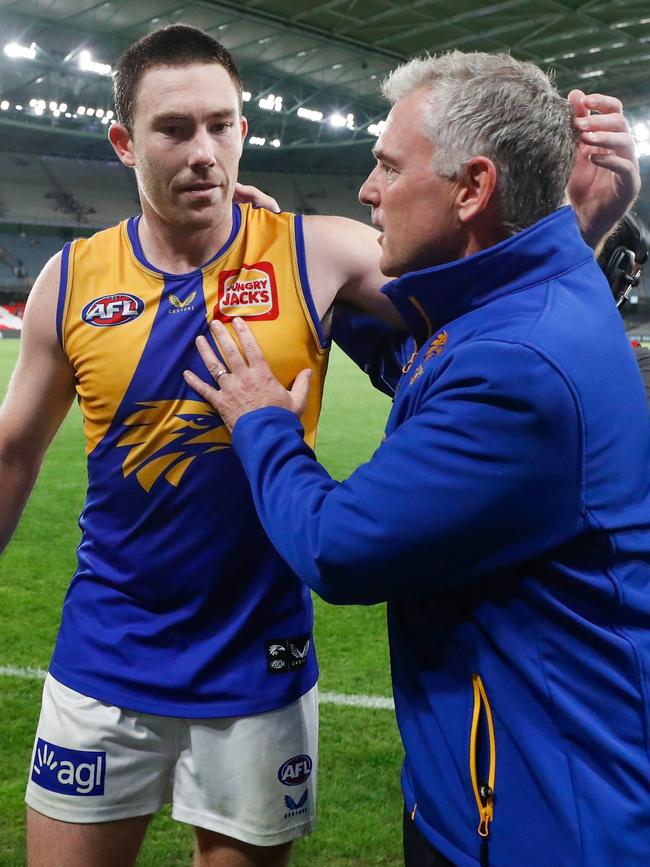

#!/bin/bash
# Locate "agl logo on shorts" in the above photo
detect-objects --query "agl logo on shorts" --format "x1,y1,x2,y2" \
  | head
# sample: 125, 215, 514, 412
215, 261, 279, 322
31, 738, 106, 796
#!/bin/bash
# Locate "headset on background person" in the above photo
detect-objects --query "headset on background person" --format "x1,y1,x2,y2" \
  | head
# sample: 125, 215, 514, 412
598, 211, 650, 406
598, 212, 650, 309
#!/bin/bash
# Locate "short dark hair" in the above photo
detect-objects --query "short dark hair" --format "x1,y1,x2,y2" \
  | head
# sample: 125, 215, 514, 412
113, 24, 243, 132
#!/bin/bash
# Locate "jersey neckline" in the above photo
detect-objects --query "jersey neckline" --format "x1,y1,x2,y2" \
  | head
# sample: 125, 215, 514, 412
126, 203, 242, 280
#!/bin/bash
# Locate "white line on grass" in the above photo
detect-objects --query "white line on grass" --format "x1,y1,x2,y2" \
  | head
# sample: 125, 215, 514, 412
0, 665, 47, 679
319, 690, 394, 710
0, 665, 395, 710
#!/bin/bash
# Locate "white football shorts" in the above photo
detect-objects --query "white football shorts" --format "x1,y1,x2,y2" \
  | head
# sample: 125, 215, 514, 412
25, 674, 318, 846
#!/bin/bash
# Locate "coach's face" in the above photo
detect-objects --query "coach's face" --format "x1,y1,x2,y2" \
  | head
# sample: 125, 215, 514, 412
359, 88, 463, 277
110, 62, 246, 232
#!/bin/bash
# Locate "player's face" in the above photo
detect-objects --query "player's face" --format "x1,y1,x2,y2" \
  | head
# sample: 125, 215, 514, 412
127, 63, 247, 232
359, 88, 462, 277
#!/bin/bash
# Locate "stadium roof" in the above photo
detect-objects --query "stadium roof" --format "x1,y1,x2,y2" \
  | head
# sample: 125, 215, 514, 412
0, 0, 649, 174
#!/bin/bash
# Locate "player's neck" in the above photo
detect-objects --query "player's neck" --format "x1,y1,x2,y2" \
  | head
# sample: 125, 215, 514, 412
137, 207, 234, 274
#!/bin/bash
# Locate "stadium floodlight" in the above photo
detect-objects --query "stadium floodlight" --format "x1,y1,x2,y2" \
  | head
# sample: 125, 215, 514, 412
297, 107, 323, 122
53, 109, 60, 118
242, 91, 252, 102
79, 50, 112, 77
49, 100, 57, 111
249, 136, 266, 146
105, 110, 114, 120
368, 120, 386, 137
259, 94, 282, 112
59, 102, 67, 112
77, 106, 86, 115
15, 105, 22, 111
633, 122, 649, 141
86, 107, 95, 117
96, 108, 104, 118
579, 69, 605, 79
270, 138, 281, 148
636, 141, 650, 158
0, 101, 9, 111
4, 42, 37, 61
329, 112, 354, 130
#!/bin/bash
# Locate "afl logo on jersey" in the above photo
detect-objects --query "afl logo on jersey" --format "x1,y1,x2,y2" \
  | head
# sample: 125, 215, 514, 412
81, 293, 144, 327
215, 261, 279, 322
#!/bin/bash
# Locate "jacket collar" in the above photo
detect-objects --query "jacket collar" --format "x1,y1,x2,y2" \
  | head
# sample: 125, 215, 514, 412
381, 206, 594, 344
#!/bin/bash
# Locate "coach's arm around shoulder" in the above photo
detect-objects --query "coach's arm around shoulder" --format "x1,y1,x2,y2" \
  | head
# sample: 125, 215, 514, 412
0, 254, 76, 554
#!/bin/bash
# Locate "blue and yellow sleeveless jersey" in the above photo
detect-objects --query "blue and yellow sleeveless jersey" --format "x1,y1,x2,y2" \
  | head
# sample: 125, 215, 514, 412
49, 203, 328, 717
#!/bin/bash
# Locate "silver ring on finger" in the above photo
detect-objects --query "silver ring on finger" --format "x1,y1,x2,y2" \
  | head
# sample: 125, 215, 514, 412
215, 368, 229, 382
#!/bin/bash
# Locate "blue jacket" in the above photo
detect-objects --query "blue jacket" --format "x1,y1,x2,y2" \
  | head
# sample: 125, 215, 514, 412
232, 206, 650, 866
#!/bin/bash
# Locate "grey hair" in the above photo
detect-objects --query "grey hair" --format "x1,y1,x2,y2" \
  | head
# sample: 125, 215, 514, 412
381, 51, 576, 235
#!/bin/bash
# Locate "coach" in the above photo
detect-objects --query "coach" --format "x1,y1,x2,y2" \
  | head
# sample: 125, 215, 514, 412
186, 52, 650, 867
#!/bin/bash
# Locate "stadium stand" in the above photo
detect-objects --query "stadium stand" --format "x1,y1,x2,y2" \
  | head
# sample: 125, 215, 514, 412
0, 151, 369, 230
0, 232, 61, 287
0, 152, 139, 228
0, 153, 371, 293
240, 169, 370, 221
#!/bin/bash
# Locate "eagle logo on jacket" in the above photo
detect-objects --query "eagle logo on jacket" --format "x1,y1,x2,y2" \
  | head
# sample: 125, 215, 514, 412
424, 330, 448, 361
117, 399, 231, 492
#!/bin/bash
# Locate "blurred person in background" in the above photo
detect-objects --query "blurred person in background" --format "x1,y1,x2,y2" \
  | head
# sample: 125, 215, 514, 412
598, 210, 650, 403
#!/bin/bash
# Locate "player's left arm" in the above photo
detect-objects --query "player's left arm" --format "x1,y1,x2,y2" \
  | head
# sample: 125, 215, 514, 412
567, 90, 640, 249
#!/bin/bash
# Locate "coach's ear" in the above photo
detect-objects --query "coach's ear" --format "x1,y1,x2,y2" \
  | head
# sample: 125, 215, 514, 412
456, 155, 498, 224
108, 122, 135, 169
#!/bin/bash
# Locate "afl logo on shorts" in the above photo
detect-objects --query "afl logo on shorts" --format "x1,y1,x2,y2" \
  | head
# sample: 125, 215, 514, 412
215, 261, 279, 322
278, 754, 312, 787
81, 293, 144, 327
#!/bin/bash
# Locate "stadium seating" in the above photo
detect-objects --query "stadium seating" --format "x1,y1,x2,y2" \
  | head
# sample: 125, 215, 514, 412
0, 150, 369, 231
0, 151, 138, 228
0, 151, 372, 290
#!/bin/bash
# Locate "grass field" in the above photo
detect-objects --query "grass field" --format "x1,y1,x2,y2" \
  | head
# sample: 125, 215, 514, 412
0, 339, 405, 866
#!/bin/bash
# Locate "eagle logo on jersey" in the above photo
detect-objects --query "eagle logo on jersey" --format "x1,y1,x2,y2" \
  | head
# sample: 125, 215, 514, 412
117, 399, 231, 492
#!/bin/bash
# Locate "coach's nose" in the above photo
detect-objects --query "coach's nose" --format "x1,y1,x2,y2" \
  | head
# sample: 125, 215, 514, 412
359, 165, 380, 208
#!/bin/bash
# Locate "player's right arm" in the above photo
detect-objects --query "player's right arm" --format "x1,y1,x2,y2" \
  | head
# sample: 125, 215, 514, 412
0, 252, 77, 554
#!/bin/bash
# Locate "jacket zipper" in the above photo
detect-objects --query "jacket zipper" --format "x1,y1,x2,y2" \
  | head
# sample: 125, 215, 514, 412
470, 673, 496, 839
401, 294, 435, 375
402, 350, 418, 374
